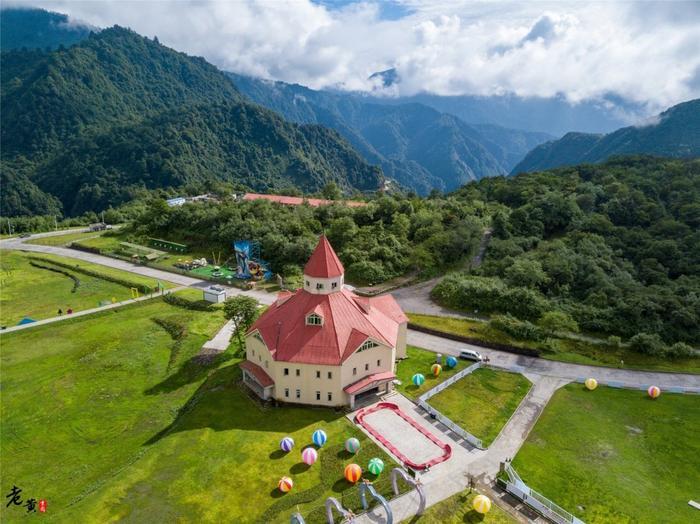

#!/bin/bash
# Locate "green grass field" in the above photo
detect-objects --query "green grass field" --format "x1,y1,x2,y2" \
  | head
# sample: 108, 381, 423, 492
0, 251, 171, 325
0, 299, 398, 523
512, 384, 700, 524
408, 313, 700, 373
403, 490, 515, 523
428, 368, 531, 447
395, 345, 464, 399
27, 230, 109, 247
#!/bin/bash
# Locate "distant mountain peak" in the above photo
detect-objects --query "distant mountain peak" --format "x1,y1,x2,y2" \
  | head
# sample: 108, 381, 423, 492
369, 68, 399, 88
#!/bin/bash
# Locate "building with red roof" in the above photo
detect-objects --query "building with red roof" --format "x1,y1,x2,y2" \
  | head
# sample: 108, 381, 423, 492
242, 235, 408, 408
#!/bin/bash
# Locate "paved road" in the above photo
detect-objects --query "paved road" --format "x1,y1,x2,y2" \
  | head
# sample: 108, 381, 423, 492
0, 230, 276, 306
408, 330, 700, 389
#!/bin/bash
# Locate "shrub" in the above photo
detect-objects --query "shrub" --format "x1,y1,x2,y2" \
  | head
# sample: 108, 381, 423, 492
607, 335, 622, 348
667, 342, 695, 359
490, 314, 545, 341
629, 333, 666, 356
163, 293, 214, 311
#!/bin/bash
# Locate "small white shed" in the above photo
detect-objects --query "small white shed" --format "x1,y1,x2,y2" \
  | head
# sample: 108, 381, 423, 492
203, 285, 226, 303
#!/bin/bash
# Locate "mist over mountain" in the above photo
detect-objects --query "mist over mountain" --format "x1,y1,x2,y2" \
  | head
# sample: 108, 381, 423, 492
0, 6, 94, 50
0, 26, 381, 216
230, 73, 551, 194
512, 99, 700, 174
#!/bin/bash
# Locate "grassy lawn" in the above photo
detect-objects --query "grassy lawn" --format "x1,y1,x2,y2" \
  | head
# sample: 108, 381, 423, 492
0, 251, 170, 325
1, 298, 399, 523
395, 345, 465, 399
408, 313, 700, 373
512, 384, 700, 524
27, 230, 109, 247
428, 368, 531, 447
71, 231, 126, 251
403, 489, 515, 523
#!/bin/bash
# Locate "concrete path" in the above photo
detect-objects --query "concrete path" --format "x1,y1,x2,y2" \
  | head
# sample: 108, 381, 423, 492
201, 320, 235, 352
0, 289, 183, 334
408, 330, 700, 389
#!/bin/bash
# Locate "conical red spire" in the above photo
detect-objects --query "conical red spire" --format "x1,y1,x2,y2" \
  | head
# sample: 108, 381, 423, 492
304, 235, 344, 278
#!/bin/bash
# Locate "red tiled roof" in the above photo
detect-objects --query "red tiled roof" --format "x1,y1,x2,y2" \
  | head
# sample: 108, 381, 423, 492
243, 193, 367, 208
240, 360, 275, 387
344, 371, 396, 394
304, 235, 344, 278
247, 286, 407, 366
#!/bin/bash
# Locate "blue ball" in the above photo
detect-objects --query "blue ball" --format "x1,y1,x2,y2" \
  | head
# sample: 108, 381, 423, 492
446, 356, 458, 369
280, 436, 295, 452
312, 429, 327, 447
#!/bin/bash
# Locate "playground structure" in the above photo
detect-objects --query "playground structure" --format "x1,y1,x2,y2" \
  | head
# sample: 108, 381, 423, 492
325, 497, 355, 523
355, 402, 452, 471
233, 240, 272, 281
359, 480, 393, 524
390, 467, 426, 516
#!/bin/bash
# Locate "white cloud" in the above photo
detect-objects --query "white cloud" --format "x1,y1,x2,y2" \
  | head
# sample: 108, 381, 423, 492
14, 0, 700, 114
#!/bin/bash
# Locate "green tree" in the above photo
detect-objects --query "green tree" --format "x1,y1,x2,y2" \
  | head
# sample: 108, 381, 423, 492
223, 295, 259, 353
538, 311, 579, 338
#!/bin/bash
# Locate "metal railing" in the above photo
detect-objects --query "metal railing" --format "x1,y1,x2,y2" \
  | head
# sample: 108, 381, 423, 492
416, 362, 485, 449
502, 463, 584, 524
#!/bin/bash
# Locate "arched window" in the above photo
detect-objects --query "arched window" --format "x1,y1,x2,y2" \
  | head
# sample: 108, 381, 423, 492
306, 313, 323, 326
357, 339, 379, 352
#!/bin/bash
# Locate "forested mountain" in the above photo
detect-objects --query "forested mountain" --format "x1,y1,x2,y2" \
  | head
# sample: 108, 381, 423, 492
512, 99, 700, 173
440, 156, 700, 345
230, 73, 551, 194
0, 7, 94, 51
0, 27, 381, 216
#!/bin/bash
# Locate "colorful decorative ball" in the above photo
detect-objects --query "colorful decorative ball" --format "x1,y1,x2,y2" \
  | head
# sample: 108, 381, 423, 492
302, 447, 318, 465
412, 373, 425, 386
345, 437, 360, 454
312, 429, 327, 447
344, 463, 362, 483
278, 476, 294, 493
280, 436, 295, 452
473, 494, 491, 514
585, 378, 598, 391
445, 356, 458, 369
648, 385, 661, 399
367, 457, 384, 475
431, 363, 442, 376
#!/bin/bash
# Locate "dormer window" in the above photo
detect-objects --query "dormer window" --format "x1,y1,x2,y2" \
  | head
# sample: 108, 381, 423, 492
358, 339, 379, 352
306, 313, 323, 326
253, 332, 264, 345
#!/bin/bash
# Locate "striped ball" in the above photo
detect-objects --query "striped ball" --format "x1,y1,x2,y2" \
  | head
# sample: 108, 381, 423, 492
473, 494, 491, 514
367, 457, 384, 475
345, 437, 360, 454
585, 378, 598, 391
278, 476, 294, 493
445, 356, 458, 369
312, 429, 327, 447
412, 373, 425, 386
302, 447, 318, 465
431, 363, 442, 376
344, 463, 362, 483
648, 385, 661, 399
280, 436, 295, 452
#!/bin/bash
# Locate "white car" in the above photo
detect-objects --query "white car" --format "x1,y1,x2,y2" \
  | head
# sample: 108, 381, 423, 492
458, 349, 483, 362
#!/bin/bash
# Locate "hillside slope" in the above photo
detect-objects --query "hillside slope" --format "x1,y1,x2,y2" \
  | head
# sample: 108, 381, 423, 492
0, 27, 381, 216
230, 73, 551, 194
512, 99, 700, 173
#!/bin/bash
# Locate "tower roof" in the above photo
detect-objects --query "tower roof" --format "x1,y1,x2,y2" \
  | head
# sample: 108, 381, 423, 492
304, 235, 344, 278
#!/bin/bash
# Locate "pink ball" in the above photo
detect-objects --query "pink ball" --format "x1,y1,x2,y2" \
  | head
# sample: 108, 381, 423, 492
302, 447, 318, 465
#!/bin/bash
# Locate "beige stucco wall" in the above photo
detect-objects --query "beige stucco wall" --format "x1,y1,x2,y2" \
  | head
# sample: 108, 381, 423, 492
245, 332, 396, 406
303, 274, 344, 295
395, 322, 408, 359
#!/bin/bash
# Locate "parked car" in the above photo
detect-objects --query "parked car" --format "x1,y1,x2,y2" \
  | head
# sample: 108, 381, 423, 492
458, 349, 483, 362
19, 233, 31, 238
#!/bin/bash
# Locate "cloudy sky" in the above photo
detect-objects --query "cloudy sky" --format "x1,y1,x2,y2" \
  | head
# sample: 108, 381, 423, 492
14, 0, 700, 114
